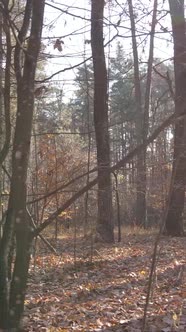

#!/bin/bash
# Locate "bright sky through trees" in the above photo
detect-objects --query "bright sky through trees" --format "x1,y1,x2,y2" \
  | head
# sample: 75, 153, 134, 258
43, 0, 173, 101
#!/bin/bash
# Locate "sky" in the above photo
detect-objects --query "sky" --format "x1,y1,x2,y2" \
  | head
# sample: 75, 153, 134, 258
42, 0, 173, 101
42, 0, 91, 99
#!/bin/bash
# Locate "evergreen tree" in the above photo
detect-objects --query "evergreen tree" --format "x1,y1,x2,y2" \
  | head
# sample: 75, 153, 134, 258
70, 63, 94, 142
110, 42, 136, 161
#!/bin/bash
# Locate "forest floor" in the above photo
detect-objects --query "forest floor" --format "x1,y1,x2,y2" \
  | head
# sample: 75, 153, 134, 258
24, 228, 186, 332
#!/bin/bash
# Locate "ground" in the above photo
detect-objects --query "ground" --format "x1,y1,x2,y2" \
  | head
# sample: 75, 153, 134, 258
24, 229, 186, 331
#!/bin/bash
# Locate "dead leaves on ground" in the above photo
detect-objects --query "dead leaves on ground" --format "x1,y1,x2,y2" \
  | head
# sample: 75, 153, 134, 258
24, 235, 186, 331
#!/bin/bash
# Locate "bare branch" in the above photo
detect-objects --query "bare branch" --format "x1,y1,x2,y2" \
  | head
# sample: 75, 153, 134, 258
45, 2, 90, 21
35, 56, 92, 83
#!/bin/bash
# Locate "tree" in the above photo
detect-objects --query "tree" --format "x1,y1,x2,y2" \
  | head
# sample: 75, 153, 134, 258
91, 0, 114, 242
127, 0, 158, 226
70, 63, 94, 140
165, 0, 186, 236
0, 1, 45, 329
110, 42, 136, 162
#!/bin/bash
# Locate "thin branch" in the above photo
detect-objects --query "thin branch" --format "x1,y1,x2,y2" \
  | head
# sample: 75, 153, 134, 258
45, 2, 90, 21
35, 56, 92, 83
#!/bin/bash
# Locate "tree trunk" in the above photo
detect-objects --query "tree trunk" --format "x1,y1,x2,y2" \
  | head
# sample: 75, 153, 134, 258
0, 8, 11, 166
165, 0, 186, 236
127, 0, 145, 226
91, 0, 114, 242
0, 1, 45, 329
0, 12, 3, 239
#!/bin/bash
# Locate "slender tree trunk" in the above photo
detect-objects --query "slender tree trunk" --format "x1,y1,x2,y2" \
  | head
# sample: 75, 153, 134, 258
165, 0, 186, 236
91, 0, 114, 242
0, 1, 45, 329
84, 63, 91, 236
0, 8, 11, 165
127, 0, 145, 226
0, 12, 3, 239
0, 3, 14, 327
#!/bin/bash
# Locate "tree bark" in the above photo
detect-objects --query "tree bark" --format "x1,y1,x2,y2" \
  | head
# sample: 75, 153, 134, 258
91, 0, 114, 242
165, 0, 186, 236
0, 11, 3, 239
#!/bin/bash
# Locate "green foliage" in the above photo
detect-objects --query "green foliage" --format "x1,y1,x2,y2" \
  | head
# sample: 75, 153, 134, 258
110, 42, 136, 124
69, 63, 94, 139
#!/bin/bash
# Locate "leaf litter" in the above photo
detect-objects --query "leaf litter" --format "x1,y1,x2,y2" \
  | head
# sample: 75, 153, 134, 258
24, 234, 186, 331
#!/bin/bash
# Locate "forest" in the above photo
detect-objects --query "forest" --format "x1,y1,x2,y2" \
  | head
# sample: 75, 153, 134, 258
0, 0, 185, 331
